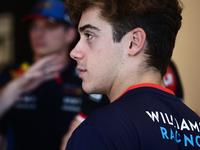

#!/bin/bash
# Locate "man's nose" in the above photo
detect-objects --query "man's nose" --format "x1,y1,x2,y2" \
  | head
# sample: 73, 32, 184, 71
70, 43, 84, 61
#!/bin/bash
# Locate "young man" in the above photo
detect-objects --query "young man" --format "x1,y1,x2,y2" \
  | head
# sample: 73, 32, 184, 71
0, 0, 109, 150
65, 0, 200, 149
60, 60, 184, 150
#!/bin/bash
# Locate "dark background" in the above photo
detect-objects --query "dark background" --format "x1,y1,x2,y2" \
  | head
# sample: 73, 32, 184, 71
0, 0, 40, 66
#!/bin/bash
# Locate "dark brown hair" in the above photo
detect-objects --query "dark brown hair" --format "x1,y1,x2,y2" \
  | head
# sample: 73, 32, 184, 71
65, 0, 183, 77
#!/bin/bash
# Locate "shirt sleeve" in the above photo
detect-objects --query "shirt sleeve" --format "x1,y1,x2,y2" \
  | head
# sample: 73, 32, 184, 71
0, 65, 22, 135
66, 125, 118, 150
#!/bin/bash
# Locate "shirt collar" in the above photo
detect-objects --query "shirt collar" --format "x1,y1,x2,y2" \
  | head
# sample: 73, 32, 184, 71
116, 83, 175, 100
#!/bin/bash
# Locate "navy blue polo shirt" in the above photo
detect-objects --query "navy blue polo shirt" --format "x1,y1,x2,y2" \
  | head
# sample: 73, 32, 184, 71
66, 83, 200, 150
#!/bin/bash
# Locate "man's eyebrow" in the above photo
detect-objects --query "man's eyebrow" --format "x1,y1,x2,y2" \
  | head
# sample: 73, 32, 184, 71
79, 24, 100, 32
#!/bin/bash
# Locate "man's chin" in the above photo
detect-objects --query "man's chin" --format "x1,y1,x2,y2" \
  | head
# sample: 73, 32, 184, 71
82, 83, 93, 94
82, 83, 103, 95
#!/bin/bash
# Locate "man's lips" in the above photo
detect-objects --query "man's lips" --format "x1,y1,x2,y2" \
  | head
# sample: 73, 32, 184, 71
77, 67, 87, 77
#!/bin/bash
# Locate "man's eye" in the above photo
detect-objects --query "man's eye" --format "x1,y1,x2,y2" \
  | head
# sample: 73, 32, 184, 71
85, 33, 93, 40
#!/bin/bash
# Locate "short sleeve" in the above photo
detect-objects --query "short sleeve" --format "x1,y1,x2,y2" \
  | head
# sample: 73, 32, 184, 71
66, 125, 118, 150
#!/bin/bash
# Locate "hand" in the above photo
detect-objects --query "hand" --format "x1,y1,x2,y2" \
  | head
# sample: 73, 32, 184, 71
19, 54, 66, 93
0, 54, 66, 118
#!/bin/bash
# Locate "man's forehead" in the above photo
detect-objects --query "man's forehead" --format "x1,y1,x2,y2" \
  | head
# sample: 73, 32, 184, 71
78, 7, 105, 32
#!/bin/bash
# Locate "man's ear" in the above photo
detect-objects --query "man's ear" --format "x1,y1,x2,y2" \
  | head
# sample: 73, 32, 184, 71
65, 27, 77, 43
127, 28, 146, 56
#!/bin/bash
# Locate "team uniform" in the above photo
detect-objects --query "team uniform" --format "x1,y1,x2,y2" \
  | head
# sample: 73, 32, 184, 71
0, 59, 109, 150
78, 60, 184, 122
66, 83, 200, 150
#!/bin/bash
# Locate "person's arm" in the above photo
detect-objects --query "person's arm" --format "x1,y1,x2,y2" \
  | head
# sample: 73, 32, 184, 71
0, 54, 65, 118
60, 115, 84, 150
60, 95, 110, 150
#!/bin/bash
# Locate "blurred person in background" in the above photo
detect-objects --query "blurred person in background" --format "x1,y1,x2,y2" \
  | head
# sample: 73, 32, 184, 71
164, 60, 183, 101
0, 0, 109, 150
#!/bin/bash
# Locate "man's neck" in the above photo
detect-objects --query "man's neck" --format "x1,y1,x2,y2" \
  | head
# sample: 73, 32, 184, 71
108, 68, 164, 103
